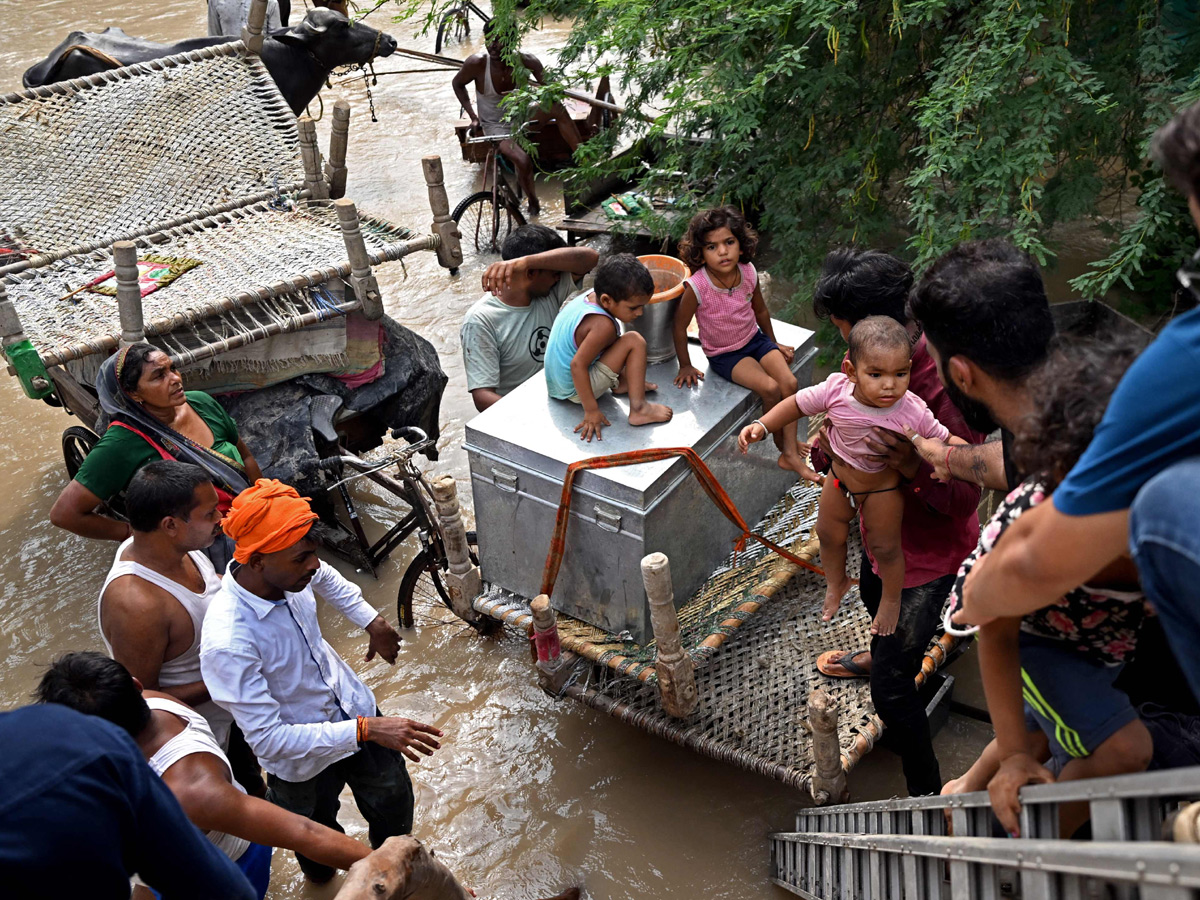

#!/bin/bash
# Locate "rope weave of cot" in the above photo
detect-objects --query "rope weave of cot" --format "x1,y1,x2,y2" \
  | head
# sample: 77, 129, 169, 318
540, 446, 826, 599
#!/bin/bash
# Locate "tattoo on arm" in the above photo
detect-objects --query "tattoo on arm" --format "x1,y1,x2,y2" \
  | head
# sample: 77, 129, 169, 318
952, 437, 1002, 488
968, 452, 989, 485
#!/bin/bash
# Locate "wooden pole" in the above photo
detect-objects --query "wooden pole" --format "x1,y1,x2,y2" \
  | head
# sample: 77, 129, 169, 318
113, 241, 145, 347
641, 552, 698, 719
297, 116, 329, 200
808, 689, 848, 805
421, 156, 462, 272
333, 198, 384, 319
530, 594, 563, 668
326, 100, 351, 199
241, 0, 268, 53
429, 475, 482, 624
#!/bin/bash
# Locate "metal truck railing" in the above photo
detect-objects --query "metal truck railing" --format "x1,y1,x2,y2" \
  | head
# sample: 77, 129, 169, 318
770, 766, 1200, 899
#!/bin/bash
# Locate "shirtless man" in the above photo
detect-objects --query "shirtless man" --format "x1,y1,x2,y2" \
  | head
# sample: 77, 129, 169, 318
452, 18, 608, 216
38, 653, 370, 899
99, 459, 262, 794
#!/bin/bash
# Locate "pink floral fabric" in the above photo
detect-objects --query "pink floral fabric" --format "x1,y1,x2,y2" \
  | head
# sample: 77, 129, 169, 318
948, 479, 1145, 666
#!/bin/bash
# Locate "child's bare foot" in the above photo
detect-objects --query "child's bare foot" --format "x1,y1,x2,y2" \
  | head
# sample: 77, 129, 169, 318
821, 574, 852, 622
628, 401, 673, 427
870, 599, 900, 636
778, 451, 819, 482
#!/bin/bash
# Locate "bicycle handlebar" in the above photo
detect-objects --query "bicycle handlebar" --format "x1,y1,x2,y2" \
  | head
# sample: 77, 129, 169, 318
464, 132, 513, 145
306, 427, 434, 481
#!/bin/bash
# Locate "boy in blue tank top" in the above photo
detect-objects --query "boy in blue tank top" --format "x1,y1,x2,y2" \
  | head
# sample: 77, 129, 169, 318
544, 254, 674, 441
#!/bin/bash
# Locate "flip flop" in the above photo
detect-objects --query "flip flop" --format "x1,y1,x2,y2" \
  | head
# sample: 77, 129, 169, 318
817, 648, 871, 679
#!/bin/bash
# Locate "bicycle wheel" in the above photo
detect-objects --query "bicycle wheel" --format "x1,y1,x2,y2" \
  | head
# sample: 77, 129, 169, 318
63, 425, 128, 519
452, 190, 525, 255
62, 425, 100, 479
397, 531, 500, 635
434, 7, 470, 54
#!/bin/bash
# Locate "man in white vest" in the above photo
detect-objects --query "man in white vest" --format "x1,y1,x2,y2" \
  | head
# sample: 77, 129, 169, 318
99, 459, 261, 793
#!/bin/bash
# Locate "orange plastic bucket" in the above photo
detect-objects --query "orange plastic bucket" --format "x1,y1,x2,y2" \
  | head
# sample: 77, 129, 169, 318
637, 254, 690, 303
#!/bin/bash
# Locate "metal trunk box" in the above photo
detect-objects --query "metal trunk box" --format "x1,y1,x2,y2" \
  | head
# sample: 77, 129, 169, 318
464, 319, 817, 644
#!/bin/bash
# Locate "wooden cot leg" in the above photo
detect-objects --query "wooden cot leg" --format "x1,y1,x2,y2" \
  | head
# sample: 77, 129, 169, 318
429, 475, 482, 625
113, 241, 145, 347
642, 552, 698, 719
326, 100, 351, 199
334, 198, 384, 319
809, 689, 848, 805
298, 116, 329, 200
241, 0, 268, 53
421, 156, 463, 272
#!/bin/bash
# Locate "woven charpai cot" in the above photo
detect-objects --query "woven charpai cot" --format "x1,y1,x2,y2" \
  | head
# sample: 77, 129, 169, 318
1, 200, 418, 364
475, 478, 960, 791
0, 43, 304, 261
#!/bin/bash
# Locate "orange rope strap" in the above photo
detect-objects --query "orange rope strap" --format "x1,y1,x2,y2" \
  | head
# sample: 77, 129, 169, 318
540, 447, 824, 599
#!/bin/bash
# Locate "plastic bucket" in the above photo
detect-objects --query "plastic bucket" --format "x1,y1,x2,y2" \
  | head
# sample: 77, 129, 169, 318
629, 254, 690, 364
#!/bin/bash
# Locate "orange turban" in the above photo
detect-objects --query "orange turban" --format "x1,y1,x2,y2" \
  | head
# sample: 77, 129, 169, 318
222, 479, 319, 564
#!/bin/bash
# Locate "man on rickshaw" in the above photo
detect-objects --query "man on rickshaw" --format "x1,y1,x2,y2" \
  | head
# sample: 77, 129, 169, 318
452, 19, 609, 217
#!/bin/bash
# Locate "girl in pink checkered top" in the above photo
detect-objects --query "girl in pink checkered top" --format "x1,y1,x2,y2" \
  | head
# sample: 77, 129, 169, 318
672, 208, 809, 476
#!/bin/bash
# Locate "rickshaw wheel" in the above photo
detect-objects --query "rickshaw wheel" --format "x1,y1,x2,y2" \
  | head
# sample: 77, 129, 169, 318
62, 425, 101, 479
398, 531, 501, 636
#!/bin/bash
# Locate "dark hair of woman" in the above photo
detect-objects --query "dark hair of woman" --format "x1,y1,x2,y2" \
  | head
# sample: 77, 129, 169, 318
115, 342, 163, 395
677, 206, 759, 272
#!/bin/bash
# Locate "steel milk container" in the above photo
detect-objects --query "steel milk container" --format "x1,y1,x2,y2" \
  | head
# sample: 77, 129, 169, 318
464, 319, 817, 645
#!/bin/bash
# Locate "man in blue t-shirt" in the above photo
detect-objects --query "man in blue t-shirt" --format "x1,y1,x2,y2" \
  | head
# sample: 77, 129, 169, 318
957, 99, 1200, 703
0, 703, 254, 899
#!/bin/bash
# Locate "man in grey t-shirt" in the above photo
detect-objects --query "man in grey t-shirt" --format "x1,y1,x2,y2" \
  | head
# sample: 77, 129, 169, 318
461, 225, 599, 412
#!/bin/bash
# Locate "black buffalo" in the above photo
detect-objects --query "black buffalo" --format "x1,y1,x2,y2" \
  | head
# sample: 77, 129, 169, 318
22, 8, 396, 115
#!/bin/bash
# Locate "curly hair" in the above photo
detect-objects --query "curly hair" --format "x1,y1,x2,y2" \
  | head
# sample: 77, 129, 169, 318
677, 206, 759, 272
1010, 331, 1147, 491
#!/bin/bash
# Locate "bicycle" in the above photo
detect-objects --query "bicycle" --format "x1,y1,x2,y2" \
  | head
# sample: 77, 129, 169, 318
310, 424, 497, 636
434, 0, 490, 54
451, 132, 526, 256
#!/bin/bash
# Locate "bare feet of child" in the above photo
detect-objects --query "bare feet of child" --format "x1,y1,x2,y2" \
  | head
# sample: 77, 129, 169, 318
870, 599, 900, 636
821, 573, 852, 622
778, 451, 820, 482
628, 401, 673, 427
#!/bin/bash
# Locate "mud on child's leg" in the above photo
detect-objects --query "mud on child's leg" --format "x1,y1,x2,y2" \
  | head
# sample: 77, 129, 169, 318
860, 488, 906, 636
815, 476, 856, 621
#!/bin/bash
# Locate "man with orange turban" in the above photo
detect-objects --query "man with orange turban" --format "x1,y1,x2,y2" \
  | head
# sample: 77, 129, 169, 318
200, 479, 444, 884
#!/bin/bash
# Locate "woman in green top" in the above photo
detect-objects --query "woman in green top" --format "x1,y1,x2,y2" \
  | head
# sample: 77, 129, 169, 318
50, 344, 263, 554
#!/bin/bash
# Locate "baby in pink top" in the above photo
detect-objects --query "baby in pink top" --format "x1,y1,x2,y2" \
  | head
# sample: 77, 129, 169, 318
739, 317, 962, 636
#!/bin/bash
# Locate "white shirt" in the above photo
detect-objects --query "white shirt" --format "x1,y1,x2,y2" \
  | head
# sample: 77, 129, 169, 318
199, 561, 380, 782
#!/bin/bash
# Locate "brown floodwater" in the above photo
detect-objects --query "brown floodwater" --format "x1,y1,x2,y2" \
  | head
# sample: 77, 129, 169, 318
0, 3, 1002, 897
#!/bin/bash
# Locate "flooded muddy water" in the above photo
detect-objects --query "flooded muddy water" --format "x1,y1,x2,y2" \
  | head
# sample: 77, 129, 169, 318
0, 3, 998, 897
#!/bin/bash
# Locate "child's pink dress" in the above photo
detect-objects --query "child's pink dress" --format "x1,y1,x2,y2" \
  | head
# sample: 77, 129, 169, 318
795, 373, 950, 473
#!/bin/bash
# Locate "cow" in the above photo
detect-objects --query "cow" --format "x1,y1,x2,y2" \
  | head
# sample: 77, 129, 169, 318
22, 8, 396, 115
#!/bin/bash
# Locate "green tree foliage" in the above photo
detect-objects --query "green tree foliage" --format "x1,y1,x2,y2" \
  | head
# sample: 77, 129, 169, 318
406, 0, 1200, 307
